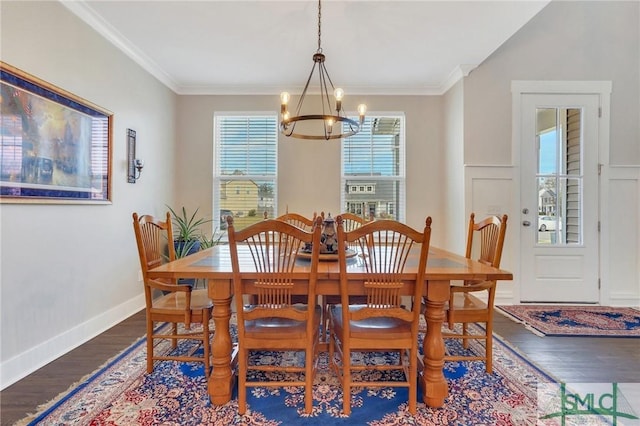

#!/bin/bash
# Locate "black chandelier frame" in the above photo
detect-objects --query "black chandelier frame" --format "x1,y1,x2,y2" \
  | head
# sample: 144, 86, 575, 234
280, 0, 365, 141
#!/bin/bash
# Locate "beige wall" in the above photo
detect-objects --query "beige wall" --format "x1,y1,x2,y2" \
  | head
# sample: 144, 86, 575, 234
441, 80, 466, 253
1, 1, 176, 387
176, 95, 444, 237
464, 0, 639, 166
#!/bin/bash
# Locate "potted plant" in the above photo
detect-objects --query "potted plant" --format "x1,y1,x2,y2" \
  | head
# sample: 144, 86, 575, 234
166, 205, 212, 258
165, 206, 214, 288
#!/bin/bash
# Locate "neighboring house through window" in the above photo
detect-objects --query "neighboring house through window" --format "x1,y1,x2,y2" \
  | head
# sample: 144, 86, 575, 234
213, 113, 277, 234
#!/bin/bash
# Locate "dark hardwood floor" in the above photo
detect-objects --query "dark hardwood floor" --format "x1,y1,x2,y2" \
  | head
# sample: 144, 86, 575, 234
2, 309, 639, 425
1, 310, 148, 426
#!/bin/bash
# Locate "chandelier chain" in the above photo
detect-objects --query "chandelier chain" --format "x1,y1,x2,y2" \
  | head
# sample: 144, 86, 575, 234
279, 0, 365, 140
317, 0, 322, 52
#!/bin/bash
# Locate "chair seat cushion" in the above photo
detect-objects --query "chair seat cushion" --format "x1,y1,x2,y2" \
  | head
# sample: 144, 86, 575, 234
244, 304, 321, 339
329, 304, 411, 339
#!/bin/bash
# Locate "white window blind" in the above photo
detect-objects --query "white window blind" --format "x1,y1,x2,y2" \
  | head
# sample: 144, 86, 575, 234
341, 114, 406, 222
214, 113, 277, 233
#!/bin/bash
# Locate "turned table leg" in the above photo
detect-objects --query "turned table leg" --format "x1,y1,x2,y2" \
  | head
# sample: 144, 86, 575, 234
421, 279, 449, 407
207, 280, 235, 405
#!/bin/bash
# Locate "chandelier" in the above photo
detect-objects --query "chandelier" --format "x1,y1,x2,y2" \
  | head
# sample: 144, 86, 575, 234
280, 0, 366, 140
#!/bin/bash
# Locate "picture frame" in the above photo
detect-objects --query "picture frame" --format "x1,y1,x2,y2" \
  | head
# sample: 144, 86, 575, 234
0, 61, 113, 204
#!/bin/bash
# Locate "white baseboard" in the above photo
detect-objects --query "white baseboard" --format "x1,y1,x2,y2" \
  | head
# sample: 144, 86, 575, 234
608, 292, 640, 307
0, 294, 145, 390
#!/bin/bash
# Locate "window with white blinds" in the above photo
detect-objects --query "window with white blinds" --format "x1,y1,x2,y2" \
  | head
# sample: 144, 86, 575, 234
341, 114, 405, 222
213, 113, 277, 233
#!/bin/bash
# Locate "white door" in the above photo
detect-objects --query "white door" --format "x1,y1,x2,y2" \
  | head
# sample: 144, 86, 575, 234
518, 93, 600, 303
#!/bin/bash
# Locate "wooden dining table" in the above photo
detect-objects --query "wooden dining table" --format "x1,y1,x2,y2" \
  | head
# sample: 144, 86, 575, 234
148, 244, 513, 408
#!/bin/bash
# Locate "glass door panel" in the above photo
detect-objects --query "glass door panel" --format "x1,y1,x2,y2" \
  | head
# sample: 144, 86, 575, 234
535, 107, 581, 246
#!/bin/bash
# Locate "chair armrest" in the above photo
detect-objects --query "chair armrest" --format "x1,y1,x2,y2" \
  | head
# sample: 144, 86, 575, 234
147, 278, 196, 327
447, 280, 495, 326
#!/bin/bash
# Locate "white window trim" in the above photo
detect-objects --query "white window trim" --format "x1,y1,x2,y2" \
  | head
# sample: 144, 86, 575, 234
341, 112, 406, 222
213, 112, 278, 233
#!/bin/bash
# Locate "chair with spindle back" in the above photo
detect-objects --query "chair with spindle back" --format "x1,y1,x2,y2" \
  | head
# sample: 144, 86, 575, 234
328, 216, 432, 415
275, 211, 317, 231
320, 212, 372, 340
227, 215, 323, 414
444, 213, 508, 373
132, 212, 213, 377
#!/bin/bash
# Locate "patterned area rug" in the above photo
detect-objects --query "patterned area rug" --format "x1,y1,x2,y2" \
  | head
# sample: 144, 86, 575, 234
496, 305, 640, 337
20, 321, 561, 425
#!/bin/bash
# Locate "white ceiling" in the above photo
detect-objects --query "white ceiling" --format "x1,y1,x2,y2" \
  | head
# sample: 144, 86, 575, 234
62, 1, 550, 95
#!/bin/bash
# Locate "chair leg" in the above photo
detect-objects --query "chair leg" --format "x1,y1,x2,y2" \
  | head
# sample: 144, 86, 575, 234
342, 347, 351, 416
238, 348, 248, 415
146, 317, 154, 373
321, 297, 328, 343
408, 347, 417, 415
485, 321, 493, 373
305, 342, 314, 414
328, 326, 337, 377
203, 309, 211, 378
171, 322, 178, 349
462, 322, 469, 349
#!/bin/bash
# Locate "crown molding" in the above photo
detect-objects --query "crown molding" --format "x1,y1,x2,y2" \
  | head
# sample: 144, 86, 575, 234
62, 0, 476, 97
440, 64, 477, 93
60, 0, 180, 93
175, 83, 448, 96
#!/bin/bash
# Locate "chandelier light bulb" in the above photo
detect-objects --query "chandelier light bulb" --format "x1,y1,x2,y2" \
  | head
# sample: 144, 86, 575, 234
280, 92, 290, 117
326, 117, 334, 134
334, 88, 344, 101
358, 104, 367, 125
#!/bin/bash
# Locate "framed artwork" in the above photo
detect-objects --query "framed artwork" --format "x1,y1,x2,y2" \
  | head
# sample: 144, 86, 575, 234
0, 61, 113, 203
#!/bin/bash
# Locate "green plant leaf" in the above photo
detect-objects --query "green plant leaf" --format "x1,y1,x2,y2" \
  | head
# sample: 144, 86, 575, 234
166, 205, 212, 242
199, 228, 223, 249
165, 205, 213, 259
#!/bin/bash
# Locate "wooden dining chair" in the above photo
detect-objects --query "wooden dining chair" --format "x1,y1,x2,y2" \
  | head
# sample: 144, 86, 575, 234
227, 215, 323, 415
444, 213, 508, 373
338, 212, 373, 241
274, 212, 319, 305
328, 216, 432, 415
132, 212, 213, 377
275, 211, 318, 231
320, 212, 372, 340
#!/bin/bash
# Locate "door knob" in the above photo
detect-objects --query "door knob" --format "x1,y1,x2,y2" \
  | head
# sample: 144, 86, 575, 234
522, 220, 531, 227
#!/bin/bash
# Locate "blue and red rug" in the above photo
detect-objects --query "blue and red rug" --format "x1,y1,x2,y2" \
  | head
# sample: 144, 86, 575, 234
496, 305, 640, 337
20, 322, 560, 425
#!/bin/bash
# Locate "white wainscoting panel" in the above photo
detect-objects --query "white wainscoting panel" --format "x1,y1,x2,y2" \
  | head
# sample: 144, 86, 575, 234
601, 166, 640, 306
464, 165, 516, 303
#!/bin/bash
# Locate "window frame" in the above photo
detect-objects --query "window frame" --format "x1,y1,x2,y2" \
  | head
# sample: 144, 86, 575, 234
213, 112, 278, 236
340, 112, 406, 222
